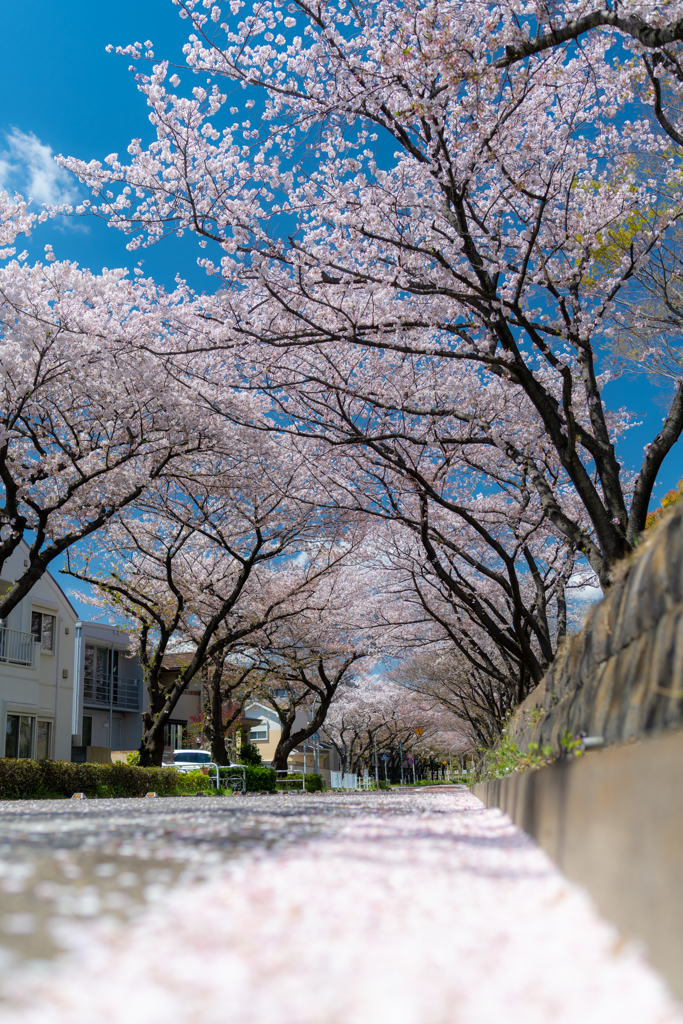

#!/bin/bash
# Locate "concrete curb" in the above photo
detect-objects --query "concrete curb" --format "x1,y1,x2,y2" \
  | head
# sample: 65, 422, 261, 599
473, 727, 683, 1000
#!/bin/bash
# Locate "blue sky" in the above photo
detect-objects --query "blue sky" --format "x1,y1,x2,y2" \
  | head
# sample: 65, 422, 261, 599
1, 0, 680, 617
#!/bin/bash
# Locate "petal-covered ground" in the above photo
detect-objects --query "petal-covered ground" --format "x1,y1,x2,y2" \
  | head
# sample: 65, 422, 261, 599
0, 788, 679, 1024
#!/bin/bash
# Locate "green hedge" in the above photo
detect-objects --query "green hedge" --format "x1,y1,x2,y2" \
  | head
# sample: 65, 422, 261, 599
305, 773, 324, 793
0, 759, 211, 800
243, 765, 276, 792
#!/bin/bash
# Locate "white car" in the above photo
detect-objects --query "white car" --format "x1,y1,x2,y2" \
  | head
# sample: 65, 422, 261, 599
171, 749, 213, 773
171, 750, 246, 792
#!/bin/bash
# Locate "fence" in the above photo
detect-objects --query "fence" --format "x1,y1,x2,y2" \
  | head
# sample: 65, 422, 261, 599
329, 771, 359, 790
275, 769, 308, 791
0, 627, 35, 667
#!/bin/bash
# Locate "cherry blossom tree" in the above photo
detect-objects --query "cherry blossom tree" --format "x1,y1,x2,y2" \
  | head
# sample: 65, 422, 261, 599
390, 645, 516, 749
58, 0, 683, 587
323, 672, 453, 779
243, 553, 378, 771
491, 1, 683, 150
200, 654, 259, 765
0, 238, 220, 620
65, 434, 339, 765
365, 513, 580, 737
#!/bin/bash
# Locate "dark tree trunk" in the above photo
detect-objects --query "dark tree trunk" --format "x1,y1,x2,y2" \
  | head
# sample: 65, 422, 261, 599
139, 709, 167, 767
270, 710, 297, 771
209, 662, 231, 765
202, 660, 255, 765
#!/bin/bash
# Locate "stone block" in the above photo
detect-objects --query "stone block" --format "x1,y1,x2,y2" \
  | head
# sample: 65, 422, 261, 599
602, 631, 652, 744
641, 608, 683, 734
579, 581, 623, 679
664, 513, 683, 606
611, 531, 672, 651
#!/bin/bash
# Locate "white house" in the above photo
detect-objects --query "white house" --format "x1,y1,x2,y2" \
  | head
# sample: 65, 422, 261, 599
0, 542, 77, 761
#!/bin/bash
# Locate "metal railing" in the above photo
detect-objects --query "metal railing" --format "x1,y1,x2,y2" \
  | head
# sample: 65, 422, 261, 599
83, 673, 141, 711
210, 764, 246, 792
170, 760, 247, 792
0, 627, 35, 667
275, 769, 307, 791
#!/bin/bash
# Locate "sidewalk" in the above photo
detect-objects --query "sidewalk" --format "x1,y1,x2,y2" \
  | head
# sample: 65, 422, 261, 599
0, 789, 679, 1024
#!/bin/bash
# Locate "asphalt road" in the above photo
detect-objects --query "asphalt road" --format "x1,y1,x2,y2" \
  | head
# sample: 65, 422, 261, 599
0, 789, 679, 1024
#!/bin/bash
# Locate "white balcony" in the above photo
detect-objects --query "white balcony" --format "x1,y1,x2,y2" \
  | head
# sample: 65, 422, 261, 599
0, 627, 36, 667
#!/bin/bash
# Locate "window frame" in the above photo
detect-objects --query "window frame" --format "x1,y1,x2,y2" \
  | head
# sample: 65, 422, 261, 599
82, 715, 93, 747
30, 610, 56, 653
249, 718, 270, 743
4, 713, 54, 760
164, 720, 186, 749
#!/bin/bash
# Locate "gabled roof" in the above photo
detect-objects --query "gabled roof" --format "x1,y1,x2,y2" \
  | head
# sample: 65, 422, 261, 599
161, 652, 194, 672
12, 538, 79, 619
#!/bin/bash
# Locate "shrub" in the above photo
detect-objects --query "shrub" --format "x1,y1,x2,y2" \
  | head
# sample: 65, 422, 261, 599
243, 765, 276, 792
304, 773, 325, 793
474, 734, 556, 783
646, 478, 683, 530
125, 751, 141, 766
0, 759, 211, 800
238, 742, 263, 766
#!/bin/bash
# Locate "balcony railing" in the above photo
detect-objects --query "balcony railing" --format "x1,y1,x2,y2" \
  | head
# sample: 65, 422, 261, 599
0, 627, 35, 667
83, 673, 142, 712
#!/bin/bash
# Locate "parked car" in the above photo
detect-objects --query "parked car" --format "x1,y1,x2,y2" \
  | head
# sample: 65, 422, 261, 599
172, 749, 212, 773
171, 749, 246, 792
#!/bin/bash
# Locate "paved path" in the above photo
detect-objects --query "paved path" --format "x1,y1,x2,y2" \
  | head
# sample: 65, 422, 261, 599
0, 788, 679, 1024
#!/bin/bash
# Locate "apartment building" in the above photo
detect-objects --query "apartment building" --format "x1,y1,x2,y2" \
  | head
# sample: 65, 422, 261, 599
72, 635, 204, 758
71, 621, 144, 757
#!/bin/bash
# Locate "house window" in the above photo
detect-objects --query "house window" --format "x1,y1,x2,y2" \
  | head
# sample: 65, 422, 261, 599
5, 715, 34, 759
82, 715, 93, 747
5, 715, 53, 760
31, 611, 55, 652
84, 645, 117, 703
164, 722, 185, 749
36, 721, 52, 761
249, 719, 269, 743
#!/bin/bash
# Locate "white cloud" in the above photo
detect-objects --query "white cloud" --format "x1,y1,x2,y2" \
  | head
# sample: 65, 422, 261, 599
0, 129, 78, 206
572, 581, 603, 604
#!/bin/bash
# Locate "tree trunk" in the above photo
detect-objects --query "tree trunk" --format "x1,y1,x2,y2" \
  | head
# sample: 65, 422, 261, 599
139, 710, 167, 767
270, 714, 296, 771
209, 662, 231, 765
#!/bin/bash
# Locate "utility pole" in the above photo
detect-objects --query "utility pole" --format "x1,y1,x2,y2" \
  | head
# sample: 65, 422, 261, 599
399, 738, 404, 786
373, 732, 379, 786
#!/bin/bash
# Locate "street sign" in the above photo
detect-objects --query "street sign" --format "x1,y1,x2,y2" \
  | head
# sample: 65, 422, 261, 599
415, 727, 423, 736
407, 755, 414, 765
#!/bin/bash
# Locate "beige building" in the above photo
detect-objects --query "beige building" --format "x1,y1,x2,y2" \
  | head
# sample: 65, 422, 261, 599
245, 701, 340, 784
0, 541, 77, 761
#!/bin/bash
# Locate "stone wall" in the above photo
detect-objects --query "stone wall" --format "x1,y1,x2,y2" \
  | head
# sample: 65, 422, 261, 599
508, 504, 683, 752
